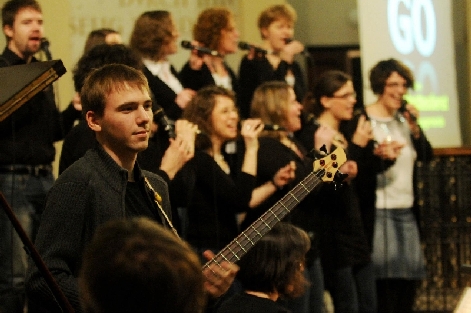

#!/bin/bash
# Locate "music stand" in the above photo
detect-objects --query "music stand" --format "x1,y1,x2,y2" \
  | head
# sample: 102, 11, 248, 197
0, 59, 66, 121
0, 60, 73, 312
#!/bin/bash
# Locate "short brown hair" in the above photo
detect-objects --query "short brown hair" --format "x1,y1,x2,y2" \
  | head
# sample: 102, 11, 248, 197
369, 58, 414, 95
130, 10, 173, 61
80, 63, 149, 119
193, 8, 233, 51
79, 217, 205, 313
257, 4, 297, 39
2, 0, 41, 28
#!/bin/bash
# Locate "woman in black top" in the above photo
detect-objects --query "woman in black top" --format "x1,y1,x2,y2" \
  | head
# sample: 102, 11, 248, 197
242, 81, 326, 313
169, 86, 262, 253
296, 70, 376, 313
238, 4, 306, 119
130, 10, 195, 121
179, 8, 239, 94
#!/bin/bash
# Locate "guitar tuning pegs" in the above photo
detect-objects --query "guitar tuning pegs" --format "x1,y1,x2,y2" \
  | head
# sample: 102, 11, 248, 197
336, 171, 349, 181
319, 144, 328, 155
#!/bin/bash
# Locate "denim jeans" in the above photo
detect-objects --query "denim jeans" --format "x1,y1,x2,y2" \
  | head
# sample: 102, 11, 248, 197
0, 171, 54, 312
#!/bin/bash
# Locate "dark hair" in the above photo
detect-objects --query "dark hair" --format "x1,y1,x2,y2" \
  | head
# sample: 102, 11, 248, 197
182, 85, 236, 150
236, 222, 310, 298
130, 10, 173, 61
257, 4, 296, 39
73, 44, 142, 94
311, 70, 352, 117
83, 28, 120, 54
193, 8, 232, 51
79, 217, 205, 313
1, 0, 41, 28
369, 58, 414, 95
80, 63, 149, 118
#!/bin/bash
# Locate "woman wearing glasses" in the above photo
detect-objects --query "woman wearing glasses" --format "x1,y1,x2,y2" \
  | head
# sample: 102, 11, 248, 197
357, 58, 433, 313
296, 70, 376, 313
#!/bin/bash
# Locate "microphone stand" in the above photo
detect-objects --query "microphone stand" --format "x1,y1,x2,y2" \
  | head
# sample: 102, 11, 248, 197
0, 193, 74, 313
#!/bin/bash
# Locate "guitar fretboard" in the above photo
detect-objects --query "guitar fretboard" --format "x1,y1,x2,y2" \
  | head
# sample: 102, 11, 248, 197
202, 168, 325, 270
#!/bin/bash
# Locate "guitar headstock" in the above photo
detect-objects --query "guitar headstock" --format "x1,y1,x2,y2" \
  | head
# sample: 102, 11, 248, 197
312, 145, 347, 183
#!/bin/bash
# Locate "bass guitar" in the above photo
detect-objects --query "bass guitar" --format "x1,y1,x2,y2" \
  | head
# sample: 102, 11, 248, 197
203, 146, 347, 271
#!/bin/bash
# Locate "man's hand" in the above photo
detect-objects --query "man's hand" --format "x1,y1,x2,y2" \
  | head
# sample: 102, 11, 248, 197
201, 250, 239, 298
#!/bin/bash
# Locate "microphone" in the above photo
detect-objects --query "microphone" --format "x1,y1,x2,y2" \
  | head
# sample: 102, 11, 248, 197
399, 99, 417, 122
238, 122, 285, 131
263, 124, 285, 131
284, 38, 310, 57
181, 40, 221, 57
40, 38, 52, 61
153, 106, 203, 139
238, 41, 267, 55
153, 106, 176, 139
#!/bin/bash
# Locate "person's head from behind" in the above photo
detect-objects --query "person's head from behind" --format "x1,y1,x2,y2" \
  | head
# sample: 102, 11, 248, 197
311, 70, 356, 121
79, 217, 206, 313
73, 43, 142, 94
83, 28, 122, 54
183, 85, 238, 151
81, 64, 153, 155
2, 0, 43, 59
237, 222, 310, 299
130, 10, 179, 61
193, 7, 239, 55
251, 81, 303, 135
257, 4, 296, 50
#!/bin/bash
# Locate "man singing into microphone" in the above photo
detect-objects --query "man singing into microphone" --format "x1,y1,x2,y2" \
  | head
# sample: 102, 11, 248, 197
0, 1, 80, 311
238, 3, 306, 119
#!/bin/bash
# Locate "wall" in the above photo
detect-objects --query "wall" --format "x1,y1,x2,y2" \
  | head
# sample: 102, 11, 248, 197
1, 0, 470, 174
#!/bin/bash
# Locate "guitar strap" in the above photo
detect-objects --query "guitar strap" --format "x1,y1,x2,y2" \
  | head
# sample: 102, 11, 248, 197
144, 177, 180, 239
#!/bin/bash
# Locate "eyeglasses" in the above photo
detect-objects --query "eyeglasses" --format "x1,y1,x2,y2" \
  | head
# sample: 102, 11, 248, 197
385, 82, 409, 89
331, 91, 357, 100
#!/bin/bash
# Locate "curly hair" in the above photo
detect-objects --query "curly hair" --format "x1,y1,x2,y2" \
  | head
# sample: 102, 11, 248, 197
182, 85, 236, 151
193, 7, 233, 51
369, 58, 414, 95
257, 4, 297, 39
130, 10, 174, 61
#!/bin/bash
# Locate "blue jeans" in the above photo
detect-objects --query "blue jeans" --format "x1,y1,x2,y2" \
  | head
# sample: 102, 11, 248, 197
0, 171, 54, 312
281, 257, 325, 313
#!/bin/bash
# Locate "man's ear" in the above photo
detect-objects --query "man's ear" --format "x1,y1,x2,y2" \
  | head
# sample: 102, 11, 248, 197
260, 27, 268, 40
3, 25, 13, 40
86, 111, 101, 132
